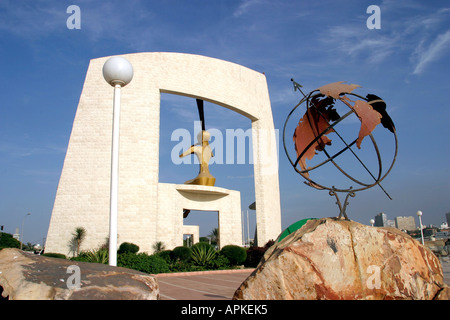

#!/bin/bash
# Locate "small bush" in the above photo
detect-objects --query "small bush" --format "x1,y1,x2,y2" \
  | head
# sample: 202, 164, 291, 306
192, 242, 213, 250
220, 245, 247, 265
156, 249, 172, 262
86, 248, 109, 264
244, 246, 266, 267
42, 252, 67, 259
170, 246, 192, 262
208, 253, 230, 269
264, 239, 275, 248
71, 255, 90, 263
0, 232, 20, 249
244, 240, 274, 267
118, 242, 139, 254
168, 259, 191, 272
118, 252, 170, 274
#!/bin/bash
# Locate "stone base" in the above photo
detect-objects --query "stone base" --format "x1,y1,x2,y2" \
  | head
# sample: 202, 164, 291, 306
233, 218, 450, 300
0, 248, 159, 300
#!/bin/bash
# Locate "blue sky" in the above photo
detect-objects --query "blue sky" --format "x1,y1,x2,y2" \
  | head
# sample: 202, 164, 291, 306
0, 0, 449, 246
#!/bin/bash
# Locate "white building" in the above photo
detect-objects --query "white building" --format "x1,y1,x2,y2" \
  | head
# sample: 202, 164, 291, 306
395, 216, 416, 231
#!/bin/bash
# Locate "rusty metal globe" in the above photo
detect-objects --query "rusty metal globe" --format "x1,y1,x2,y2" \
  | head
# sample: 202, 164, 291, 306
283, 80, 398, 219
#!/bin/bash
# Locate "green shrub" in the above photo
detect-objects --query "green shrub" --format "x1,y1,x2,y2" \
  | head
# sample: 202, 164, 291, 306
42, 253, 67, 259
244, 240, 275, 267
70, 247, 109, 264
86, 248, 109, 264
193, 242, 214, 249
208, 253, 230, 269
118, 242, 139, 254
168, 259, 191, 272
170, 246, 192, 262
264, 240, 275, 248
118, 252, 169, 274
220, 245, 247, 265
0, 232, 20, 249
244, 246, 266, 267
191, 242, 217, 266
71, 255, 90, 263
156, 249, 172, 262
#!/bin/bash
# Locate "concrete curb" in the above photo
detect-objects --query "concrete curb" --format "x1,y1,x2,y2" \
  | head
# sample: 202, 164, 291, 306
153, 268, 255, 278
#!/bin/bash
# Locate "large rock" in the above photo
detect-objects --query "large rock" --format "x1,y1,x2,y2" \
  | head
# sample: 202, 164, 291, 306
0, 248, 159, 300
233, 218, 450, 300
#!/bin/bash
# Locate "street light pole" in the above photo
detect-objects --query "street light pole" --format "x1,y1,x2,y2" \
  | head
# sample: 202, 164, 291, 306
109, 83, 121, 267
417, 210, 424, 245
102, 56, 133, 266
20, 212, 31, 250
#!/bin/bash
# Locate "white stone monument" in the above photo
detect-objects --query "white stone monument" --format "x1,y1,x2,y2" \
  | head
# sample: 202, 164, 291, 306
45, 52, 281, 255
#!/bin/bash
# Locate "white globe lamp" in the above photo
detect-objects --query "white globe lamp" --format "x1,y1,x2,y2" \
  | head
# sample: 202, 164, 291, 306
102, 56, 134, 87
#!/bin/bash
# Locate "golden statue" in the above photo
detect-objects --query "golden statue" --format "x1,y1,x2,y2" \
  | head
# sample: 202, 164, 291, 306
179, 130, 216, 186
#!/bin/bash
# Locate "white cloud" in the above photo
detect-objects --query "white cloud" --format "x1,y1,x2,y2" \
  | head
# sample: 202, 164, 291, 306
322, 25, 398, 65
380, 0, 425, 12
233, 0, 264, 18
412, 30, 450, 75
0, 142, 66, 158
320, 5, 450, 75
0, 1, 66, 38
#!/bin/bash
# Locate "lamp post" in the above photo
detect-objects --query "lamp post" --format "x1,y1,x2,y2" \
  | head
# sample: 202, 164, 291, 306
20, 212, 31, 250
370, 219, 375, 227
102, 56, 133, 266
417, 210, 424, 245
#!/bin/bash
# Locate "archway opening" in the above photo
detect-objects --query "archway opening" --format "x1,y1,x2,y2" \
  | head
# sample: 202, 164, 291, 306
183, 210, 219, 248
158, 92, 256, 217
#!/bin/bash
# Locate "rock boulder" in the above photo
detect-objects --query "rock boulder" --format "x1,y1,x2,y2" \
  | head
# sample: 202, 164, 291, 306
0, 248, 159, 300
233, 218, 449, 300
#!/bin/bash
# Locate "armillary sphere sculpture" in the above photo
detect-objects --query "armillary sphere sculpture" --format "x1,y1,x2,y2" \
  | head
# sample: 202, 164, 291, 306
283, 80, 398, 220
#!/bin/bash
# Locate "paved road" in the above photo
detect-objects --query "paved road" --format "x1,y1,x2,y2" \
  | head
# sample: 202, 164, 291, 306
155, 260, 450, 300
155, 269, 253, 300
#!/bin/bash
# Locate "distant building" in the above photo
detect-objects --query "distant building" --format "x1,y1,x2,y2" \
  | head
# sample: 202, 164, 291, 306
446, 212, 450, 226
13, 227, 20, 241
374, 212, 387, 227
395, 216, 416, 231
386, 220, 396, 228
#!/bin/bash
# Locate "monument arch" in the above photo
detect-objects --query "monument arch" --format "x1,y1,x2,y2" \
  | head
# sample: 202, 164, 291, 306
45, 52, 281, 254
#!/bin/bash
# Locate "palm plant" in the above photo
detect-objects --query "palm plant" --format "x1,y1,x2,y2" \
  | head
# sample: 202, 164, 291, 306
71, 227, 87, 257
208, 228, 219, 247
152, 241, 166, 253
83, 248, 109, 264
